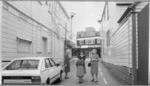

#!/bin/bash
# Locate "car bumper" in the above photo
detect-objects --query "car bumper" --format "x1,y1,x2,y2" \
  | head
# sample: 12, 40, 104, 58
2, 82, 42, 85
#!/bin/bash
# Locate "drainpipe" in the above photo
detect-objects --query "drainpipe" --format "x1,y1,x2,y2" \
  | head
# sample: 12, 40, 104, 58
0, 1, 2, 85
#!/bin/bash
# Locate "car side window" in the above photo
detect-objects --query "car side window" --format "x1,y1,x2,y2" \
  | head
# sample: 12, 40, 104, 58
51, 59, 56, 65
45, 59, 51, 68
7, 60, 22, 70
49, 58, 55, 66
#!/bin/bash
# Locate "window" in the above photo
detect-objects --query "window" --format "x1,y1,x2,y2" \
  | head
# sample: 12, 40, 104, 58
5, 60, 39, 70
107, 30, 110, 47
51, 59, 56, 65
45, 59, 51, 68
49, 58, 56, 66
17, 38, 31, 53
22, 60, 39, 69
6, 60, 22, 70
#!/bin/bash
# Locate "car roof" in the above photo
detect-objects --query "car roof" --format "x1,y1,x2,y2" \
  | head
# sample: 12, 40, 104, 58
13, 57, 52, 60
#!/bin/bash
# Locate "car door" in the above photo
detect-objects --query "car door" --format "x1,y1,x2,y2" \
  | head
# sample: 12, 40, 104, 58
48, 59, 59, 80
41, 59, 53, 84
47, 58, 57, 83
51, 58, 61, 74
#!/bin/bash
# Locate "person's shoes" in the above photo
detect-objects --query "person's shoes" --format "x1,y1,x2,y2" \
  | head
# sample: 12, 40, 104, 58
78, 81, 82, 83
65, 76, 69, 79
91, 79, 94, 82
95, 80, 98, 82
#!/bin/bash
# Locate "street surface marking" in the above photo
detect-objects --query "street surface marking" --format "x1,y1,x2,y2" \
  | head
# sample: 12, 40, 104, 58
99, 66, 101, 71
103, 78, 108, 84
100, 72, 103, 75
99, 69, 101, 71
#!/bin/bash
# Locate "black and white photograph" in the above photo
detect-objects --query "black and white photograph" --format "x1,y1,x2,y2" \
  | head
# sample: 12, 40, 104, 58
0, 0, 149, 85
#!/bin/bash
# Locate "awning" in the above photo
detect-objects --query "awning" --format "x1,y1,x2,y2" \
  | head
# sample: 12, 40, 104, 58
17, 34, 32, 42
65, 40, 76, 48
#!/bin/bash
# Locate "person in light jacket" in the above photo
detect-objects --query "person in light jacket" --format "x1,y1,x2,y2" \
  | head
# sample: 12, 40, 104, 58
90, 49, 99, 82
76, 56, 85, 83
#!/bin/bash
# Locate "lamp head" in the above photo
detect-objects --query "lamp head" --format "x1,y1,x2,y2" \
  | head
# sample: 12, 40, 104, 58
71, 12, 75, 18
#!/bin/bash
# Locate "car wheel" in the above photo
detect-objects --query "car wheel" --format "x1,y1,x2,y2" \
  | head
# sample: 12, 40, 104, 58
46, 78, 50, 85
58, 72, 62, 82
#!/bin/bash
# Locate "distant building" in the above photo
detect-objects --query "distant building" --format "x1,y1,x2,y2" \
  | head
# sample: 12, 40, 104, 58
77, 31, 86, 38
85, 27, 96, 37
75, 27, 102, 58
77, 27, 100, 38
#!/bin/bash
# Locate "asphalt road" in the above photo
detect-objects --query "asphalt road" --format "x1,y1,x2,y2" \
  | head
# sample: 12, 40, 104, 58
52, 58, 123, 85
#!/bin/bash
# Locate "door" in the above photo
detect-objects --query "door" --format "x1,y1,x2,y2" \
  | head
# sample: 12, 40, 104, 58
41, 59, 54, 84
50, 58, 60, 75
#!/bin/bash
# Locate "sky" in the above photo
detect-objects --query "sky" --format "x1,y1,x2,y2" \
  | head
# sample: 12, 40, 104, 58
61, 1, 105, 39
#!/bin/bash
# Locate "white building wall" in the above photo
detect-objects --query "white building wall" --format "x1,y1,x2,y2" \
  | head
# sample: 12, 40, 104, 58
102, 2, 149, 68
101, 2, 133, 68
2, 1, 69, 65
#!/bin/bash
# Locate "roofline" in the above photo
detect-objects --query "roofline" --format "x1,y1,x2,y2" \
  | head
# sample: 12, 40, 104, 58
57, 1, 70, 20
77, 36, 104, 40
117, 1, 141, 23
116, 2, 132, 6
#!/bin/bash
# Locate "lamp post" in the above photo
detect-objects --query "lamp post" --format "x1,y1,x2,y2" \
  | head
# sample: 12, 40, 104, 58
98, 19, 103, 58
70, 12, 75, 39
98, 19, 102, 36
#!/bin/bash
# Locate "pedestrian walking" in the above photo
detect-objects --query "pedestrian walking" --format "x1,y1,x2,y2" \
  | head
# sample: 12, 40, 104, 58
76, 56, 85, 83
78, 51, 86, 74
90, 49, 99, 82
64, 49, 71, 79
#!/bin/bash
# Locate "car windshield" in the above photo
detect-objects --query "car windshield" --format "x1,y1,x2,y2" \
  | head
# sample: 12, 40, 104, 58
5, 60, 39, 70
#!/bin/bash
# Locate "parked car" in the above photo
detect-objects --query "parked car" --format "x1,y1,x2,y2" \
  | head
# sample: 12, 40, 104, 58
2, 57, 63, 85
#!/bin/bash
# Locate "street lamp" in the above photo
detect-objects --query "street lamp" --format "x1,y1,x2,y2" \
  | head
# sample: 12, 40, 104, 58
97, 19, 104, 58
98, 19, 102, 35
70, 12, 75, 39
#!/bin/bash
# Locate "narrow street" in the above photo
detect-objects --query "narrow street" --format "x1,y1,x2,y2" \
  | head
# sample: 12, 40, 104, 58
53, 58, 123, 85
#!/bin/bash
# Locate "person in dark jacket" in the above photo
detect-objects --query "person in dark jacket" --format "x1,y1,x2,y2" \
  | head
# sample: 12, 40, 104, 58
78, 51, 86, 74
76, 56, 85, 83
64, 49, 71, 79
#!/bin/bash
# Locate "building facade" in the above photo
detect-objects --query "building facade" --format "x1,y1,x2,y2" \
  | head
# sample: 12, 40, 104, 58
1, 1, 71, 66
100, 2, 149, 85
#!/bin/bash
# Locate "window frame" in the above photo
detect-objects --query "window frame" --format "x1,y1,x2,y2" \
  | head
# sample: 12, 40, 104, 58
45, 58, 52, 68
